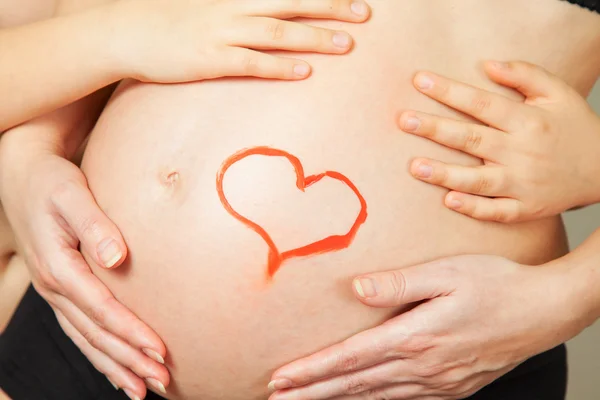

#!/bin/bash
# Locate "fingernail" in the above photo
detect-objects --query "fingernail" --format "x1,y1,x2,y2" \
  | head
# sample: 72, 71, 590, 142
354, 278, 377, 298
97, 238, 122, 268
123, 389, 141, 400
416, 163, 433, 178
268, 378, 293, 391
403, 117, 421, 132
492, 61, 509, 70
333, 32, 351, 48
107, 377, 119, 390
146, 378, 167, 394
293, 64, 310, 78
415, 74, 434, 90
448, 198, 463, 209
143, 348, 165, 364
351, 1, 368, 16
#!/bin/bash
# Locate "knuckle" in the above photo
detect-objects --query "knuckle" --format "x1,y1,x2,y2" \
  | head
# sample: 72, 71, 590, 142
415, 361, 445, 379
335, 349, 360, 373
388, 270, 407, 302
462, 129, 482, 152
83, 328, 104, 350
470, 94, 492, 114
491, 208, 512, 223
524, 115, 549, 133
242, 54, 261, 75
34, 261, 62, 292
360, 388, 392, 400
472, 176, 491, 194
86, 298, 114, 327
49, 179, 81, 206
77, 216, 101, 239
266, 20, 286, 41
343, 374, 368, 394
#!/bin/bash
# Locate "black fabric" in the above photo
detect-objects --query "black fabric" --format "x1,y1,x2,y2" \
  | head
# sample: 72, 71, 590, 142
0, 285, 163, 400
563, 0, 600, 13
1, 285, 567, 400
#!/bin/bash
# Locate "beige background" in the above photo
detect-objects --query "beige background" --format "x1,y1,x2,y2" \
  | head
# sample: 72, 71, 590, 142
565, 81, 600, 400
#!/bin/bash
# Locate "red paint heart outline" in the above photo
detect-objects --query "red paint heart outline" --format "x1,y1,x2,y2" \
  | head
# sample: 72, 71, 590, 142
216, 146, 368, 279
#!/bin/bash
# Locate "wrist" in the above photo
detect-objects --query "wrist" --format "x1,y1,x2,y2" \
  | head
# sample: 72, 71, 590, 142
102, 0, 146, 81
78, 3, 128, 84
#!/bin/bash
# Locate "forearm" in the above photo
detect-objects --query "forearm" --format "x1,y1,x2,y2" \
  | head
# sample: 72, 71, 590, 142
555, 227, 600, 330
0, 1, 123, 132
0, 85, 114, 165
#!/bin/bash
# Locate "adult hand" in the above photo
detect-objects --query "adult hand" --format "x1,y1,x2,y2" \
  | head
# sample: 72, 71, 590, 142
399, 61, 600, 222
268, 255, 588, 400
113, 0, 370, 82
0, 125, 168, 399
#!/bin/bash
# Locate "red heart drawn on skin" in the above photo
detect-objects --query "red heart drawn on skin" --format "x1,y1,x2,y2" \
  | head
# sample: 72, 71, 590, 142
216, 146, 368, 279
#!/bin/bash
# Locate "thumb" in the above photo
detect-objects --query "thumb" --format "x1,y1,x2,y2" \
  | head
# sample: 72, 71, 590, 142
51, 178, 127, 269
484, 60, 566, 100
352, 260, 456, 307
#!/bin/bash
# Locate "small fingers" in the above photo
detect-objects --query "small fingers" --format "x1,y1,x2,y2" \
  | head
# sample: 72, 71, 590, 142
413, 72, 525, 132
54, 309, 147, 400
398, 111, 507, 162
50, 178, 126, 269
445, 191, 524, 223
484, 60, 567, 100
216, 47, 313, 80
241, 0, 370, 21
232, 17, 353, 53
409, 158, 508, 197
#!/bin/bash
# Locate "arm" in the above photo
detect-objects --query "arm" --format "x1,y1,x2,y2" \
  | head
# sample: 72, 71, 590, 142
0, 0, 370, 133
0, 2, 121, 132
560, 227, 600, 327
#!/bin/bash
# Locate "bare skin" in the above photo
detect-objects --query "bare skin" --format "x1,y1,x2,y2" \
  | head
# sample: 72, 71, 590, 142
0, 0, 57, 334
2, 1, 600, 399
76, 1, 600, 399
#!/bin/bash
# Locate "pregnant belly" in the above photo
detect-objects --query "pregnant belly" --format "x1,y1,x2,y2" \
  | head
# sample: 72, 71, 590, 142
79, 5, 582, 398
81, 79, 566, 399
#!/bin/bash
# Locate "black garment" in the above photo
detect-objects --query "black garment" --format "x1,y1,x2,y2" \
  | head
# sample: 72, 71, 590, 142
1, 286, 567, 400
563, 0, 600, 13
0, 286, 163, 400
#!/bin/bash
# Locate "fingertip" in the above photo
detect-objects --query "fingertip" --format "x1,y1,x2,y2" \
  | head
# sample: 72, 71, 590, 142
96, 238, 126, 269
143, 348, 165, 365
350, 0, 371, 21
409, 158, 433, 179
292, 63, 311, 80
445, 192, 464, 210
413, 71, 435, 91
352, 277, 378, 300
397, 110, 420, 132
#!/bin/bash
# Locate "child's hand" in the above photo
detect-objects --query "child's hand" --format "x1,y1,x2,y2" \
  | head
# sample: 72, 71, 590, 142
0, 128, 167, 399
113, 0, 370, 82
399, 61, 600, 222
